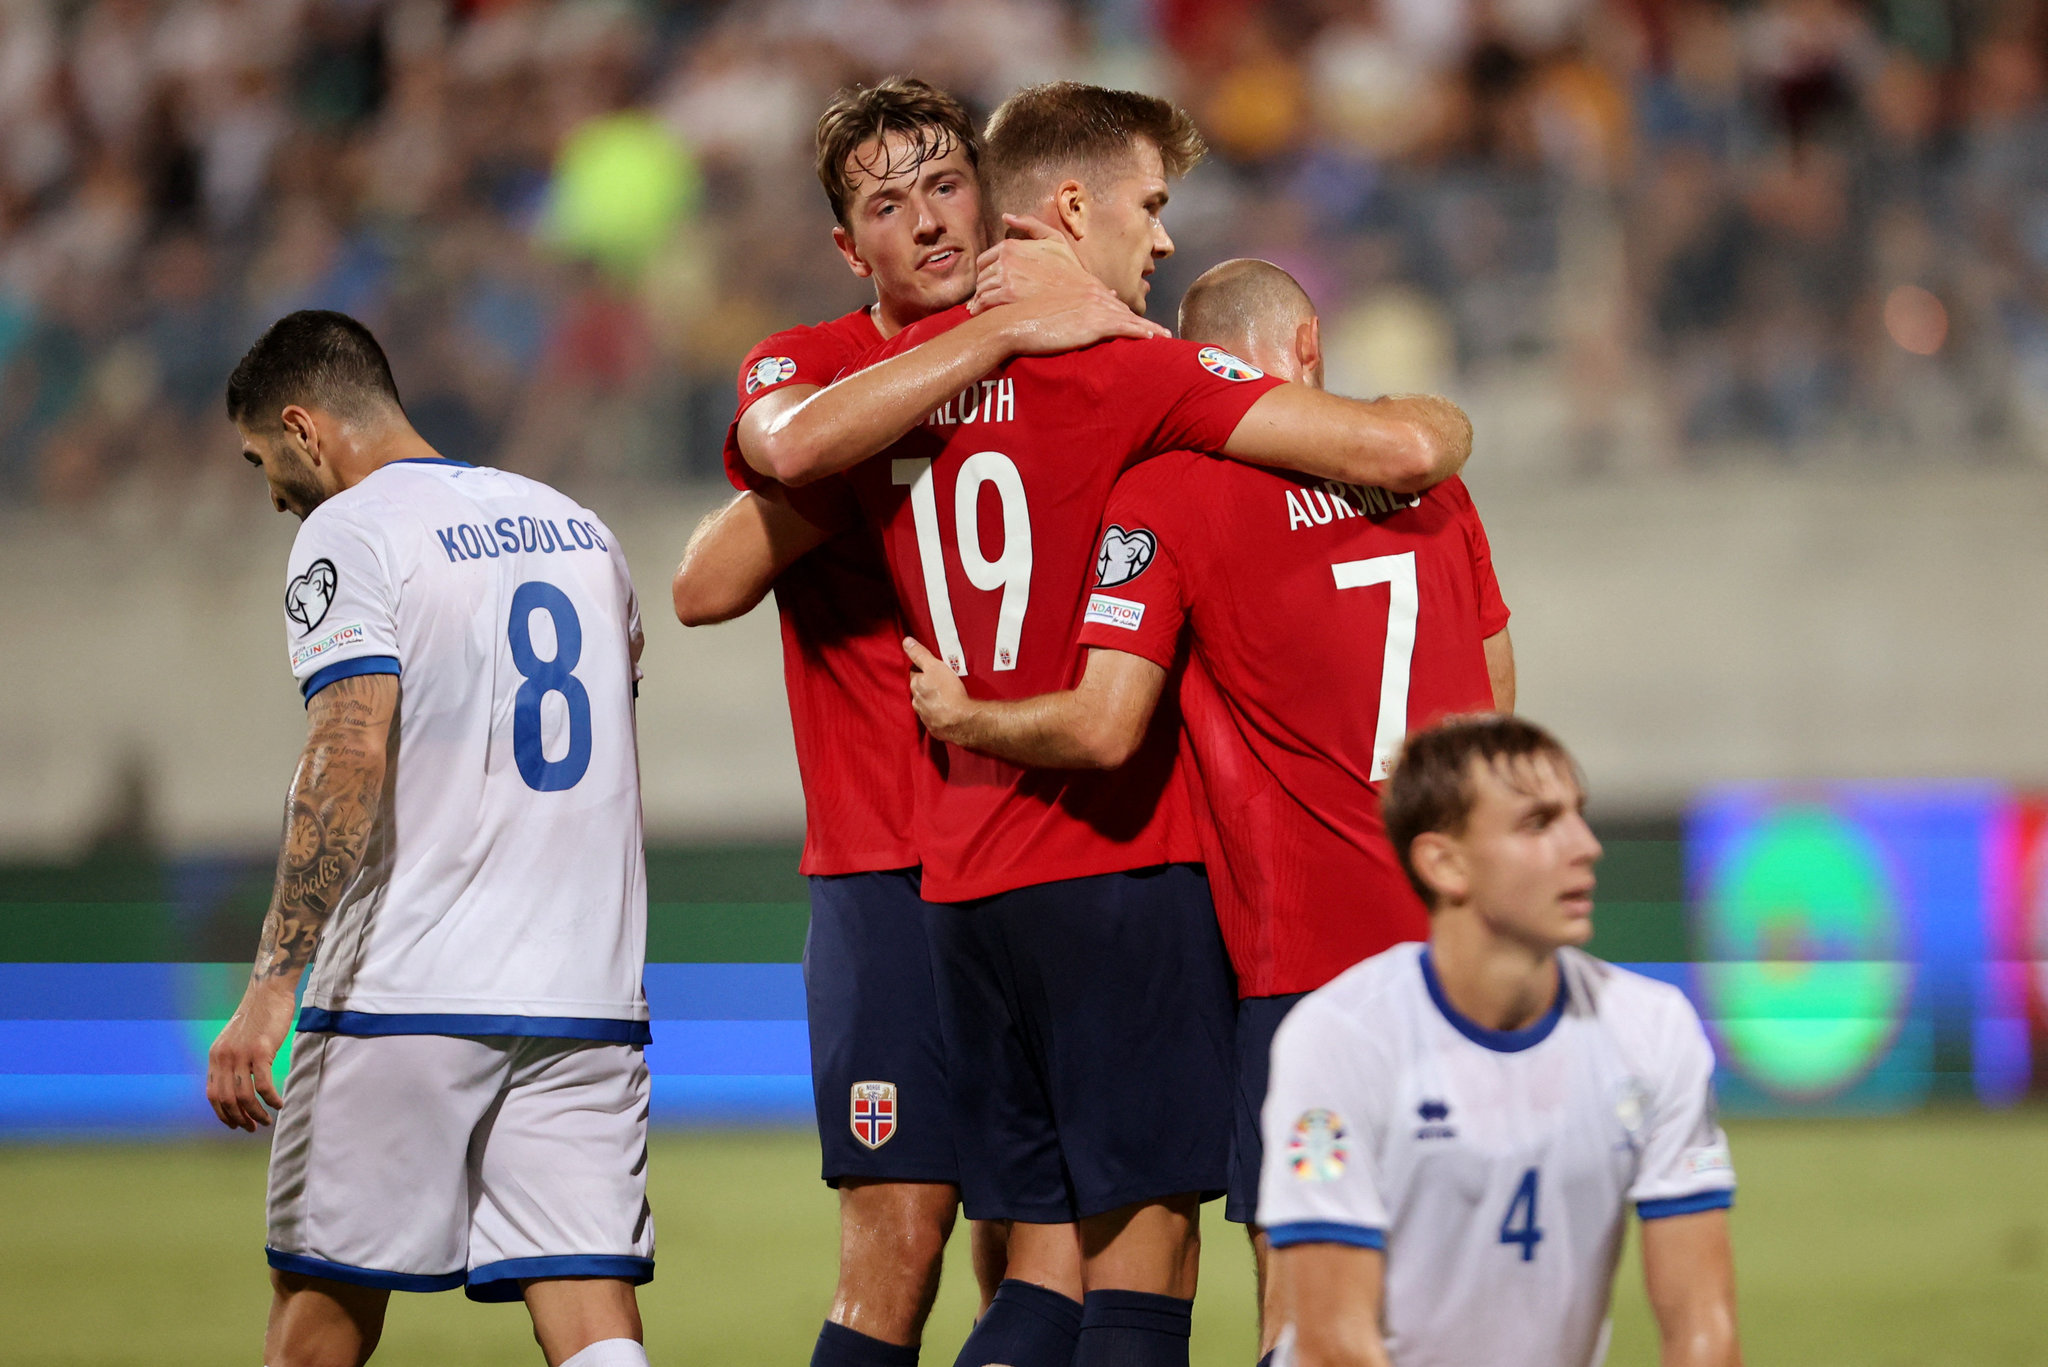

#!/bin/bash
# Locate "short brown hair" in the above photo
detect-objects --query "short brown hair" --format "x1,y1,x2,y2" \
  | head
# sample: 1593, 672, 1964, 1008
815, 77, 981, 228
982, 82, 1206, 214
1383, 714, 1583, 906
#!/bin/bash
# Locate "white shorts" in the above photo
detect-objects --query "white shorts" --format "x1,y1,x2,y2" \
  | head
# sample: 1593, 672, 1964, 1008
265, 1032, 654, 1301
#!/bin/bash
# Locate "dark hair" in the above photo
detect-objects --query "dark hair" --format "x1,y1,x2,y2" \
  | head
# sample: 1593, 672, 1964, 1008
1384, 714, 1583, 906
982, 82, 1206, 213
815, 77, 982, 229
225, 310, 402, 431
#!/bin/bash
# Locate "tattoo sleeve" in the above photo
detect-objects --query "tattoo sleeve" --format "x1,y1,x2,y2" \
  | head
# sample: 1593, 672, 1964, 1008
250, 672, 398, 984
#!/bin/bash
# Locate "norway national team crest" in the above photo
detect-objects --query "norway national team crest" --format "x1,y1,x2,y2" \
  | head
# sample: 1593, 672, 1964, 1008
1095, 525, 1156, 587
1197, 345, 1264, 382
746, 355, 799, 394
850, 1080, 898, 1149
1287, 1108, 1350, 1182
285, 558, 338, 635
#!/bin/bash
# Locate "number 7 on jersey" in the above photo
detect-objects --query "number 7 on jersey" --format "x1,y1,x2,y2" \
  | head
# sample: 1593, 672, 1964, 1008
1332, 552, 1418, 781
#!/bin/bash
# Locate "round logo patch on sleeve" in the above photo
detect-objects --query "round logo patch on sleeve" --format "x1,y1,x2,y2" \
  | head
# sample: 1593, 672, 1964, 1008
1287, 1108, 1350, 1182
1197, 346, 1265, 382
745, 356, 799, 394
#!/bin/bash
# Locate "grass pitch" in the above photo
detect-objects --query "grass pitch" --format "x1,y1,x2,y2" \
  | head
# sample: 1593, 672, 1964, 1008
3, 1110, 2044, 1366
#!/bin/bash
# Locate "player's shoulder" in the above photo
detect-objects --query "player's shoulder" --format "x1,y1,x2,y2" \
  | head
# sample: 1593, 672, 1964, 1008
1285, 942, 1429, 1050
742, 308, 882, 391
1560, 949, 1707, 1043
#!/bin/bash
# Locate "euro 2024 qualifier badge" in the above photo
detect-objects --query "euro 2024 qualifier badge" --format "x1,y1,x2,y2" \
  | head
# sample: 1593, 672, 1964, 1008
850, 1080, 897, 1149
1287, 1107, 1350, 1182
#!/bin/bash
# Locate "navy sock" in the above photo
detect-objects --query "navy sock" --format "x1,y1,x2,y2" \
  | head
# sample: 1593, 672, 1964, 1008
812, 1320, 920, 1367
954, 1278, 1084, 1367
1072, 1290, 1194, 1367
1256, 1353, 1275, 1367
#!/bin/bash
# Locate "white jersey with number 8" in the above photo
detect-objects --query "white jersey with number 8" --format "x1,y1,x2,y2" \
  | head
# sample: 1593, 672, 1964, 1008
279, 459, 647, 1038
1259, 942, 1734, 1367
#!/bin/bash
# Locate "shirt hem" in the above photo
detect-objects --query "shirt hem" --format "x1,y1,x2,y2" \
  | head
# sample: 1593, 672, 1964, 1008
297, 1008, 651, 1044
1637, 1189, 1734, 1220
1264, 1221, 1387, 1250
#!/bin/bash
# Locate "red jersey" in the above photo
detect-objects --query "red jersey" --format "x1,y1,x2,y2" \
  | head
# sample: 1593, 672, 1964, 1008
1075, 454, 1509, 995
724, 308, 921, 875
842, 311, 1286, 902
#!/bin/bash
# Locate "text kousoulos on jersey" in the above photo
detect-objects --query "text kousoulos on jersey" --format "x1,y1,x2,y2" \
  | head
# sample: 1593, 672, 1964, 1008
723, 308, 921, 875
1258, 944, 1736, 1367
1075, 457, 1509, 996
281, 459, 648, 1036
839, 310, 1286, 902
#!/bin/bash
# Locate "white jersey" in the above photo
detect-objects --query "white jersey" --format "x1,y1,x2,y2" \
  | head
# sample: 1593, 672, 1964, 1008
1259, 942, 1734, 1367
281, 458, 648, 1039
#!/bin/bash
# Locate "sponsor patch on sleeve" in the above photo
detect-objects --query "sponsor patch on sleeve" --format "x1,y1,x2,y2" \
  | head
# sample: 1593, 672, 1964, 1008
745, 355, 799, 394
291, 622, 367, 670
1197, 345, 1265, 382
1684, 1144, 1733, 1176
1085, 593, 1145, 632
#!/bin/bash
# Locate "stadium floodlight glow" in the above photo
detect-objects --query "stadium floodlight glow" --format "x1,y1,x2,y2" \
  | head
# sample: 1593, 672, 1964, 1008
1698, 804, 1909, 1100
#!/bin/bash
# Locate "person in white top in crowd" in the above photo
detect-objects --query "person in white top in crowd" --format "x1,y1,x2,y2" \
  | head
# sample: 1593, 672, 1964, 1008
1259, 713, 1742, 1367
206, 310, 654, 1367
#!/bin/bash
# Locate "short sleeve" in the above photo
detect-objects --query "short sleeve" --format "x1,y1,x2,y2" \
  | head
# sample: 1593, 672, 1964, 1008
1446, 479, 1509, 637
1107, 339, 1287, 467
285, 506, 400, 703
1628, 990, 1737, 1219
1257, 1000, 1390, 1248
1074, 463, 1191, 670
722, 323, 866, 494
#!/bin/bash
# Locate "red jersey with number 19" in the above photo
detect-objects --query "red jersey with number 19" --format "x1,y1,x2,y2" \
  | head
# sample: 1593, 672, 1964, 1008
842, 309, 1286, 902
723, 307, 921, 876
1076, 454, 1509, 995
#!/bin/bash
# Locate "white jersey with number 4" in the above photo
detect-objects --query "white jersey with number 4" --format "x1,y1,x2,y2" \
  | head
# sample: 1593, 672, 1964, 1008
280, 458, 647, 1039
1259, 942, 1734, 1367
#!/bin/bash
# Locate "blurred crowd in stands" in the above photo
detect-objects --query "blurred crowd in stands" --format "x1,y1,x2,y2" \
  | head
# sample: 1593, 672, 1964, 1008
4, 0, 2048, 509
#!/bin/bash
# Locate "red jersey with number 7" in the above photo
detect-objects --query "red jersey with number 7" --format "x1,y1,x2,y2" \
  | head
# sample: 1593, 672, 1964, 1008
840, 308, 1286, 902
1076, 453, 1509, 995
722, 307, 922, 876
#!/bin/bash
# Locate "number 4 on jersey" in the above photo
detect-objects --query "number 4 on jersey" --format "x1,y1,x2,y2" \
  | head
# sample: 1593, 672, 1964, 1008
1499, 1167, 1544, 1262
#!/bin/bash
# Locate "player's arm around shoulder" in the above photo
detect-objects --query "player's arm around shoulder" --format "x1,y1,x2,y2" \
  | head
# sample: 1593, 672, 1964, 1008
206, 671, 398, 1132
672, 478, 848, 626
1225, 384, 1474, 494
905, 639, 1166, 769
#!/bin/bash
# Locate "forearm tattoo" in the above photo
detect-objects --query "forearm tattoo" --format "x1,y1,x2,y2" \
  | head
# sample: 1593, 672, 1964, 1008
252, 674, 394, 983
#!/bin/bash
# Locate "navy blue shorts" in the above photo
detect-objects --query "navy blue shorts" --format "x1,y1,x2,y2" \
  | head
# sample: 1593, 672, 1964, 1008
803, 869, 958, 1187
930, 864, 1236, 1224
1226, 992, 1309, 1225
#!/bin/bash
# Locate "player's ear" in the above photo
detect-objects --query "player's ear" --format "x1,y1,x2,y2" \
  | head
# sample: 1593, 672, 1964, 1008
280, 405, 319, 461
832, 225, 874, 280
1297, 315, 1324, 381
1409, 831, 1466, 906
1051, 180, 1088, 240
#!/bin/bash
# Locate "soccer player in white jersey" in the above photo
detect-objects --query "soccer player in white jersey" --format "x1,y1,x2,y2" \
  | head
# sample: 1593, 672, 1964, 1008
205, 311, 654, 1367
1260, 715, 1741, 1367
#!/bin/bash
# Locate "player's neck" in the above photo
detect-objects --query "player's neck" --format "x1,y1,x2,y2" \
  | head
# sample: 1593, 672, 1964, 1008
1426, 914, 1562, 1035
869, 292, 956, 341
331, 423, 443, 493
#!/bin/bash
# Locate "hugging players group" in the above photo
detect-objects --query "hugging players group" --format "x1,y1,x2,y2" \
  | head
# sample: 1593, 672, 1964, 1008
212, 74, 1740, 1367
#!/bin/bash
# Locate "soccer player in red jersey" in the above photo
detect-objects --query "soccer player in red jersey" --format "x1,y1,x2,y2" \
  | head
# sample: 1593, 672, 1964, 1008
905, 258, 1514, 1363
671, 81, 1167, 1367
763, 84, 1476, 1367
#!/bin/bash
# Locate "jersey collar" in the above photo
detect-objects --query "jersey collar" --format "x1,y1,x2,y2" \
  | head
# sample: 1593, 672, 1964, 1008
389, 457, 475, 467
1419, 947, 1567, 1053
